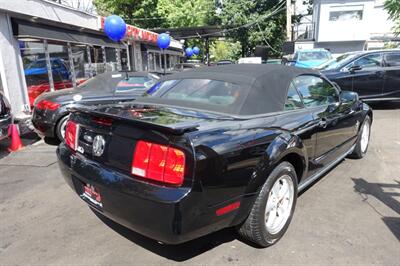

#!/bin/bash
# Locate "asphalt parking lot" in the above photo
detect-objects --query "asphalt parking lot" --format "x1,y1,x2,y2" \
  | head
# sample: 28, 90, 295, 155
0, 102, 399, 265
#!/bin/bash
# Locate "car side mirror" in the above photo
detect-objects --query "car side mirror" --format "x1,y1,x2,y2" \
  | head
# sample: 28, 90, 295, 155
349, 65, 362, 73
340, 90, 359, 103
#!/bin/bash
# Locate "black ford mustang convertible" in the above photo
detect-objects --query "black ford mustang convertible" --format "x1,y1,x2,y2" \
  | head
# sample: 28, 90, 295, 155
57, 65, 372, 247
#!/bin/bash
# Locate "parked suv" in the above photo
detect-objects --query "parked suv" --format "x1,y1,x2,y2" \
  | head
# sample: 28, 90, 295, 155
0, 92, 12, 141
320, 49, 400, 101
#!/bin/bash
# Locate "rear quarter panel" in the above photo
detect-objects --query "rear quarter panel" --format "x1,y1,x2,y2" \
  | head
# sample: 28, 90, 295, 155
189, 109, 316, 211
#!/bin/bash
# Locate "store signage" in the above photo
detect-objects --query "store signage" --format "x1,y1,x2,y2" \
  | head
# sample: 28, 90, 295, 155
99, 17, 158, 43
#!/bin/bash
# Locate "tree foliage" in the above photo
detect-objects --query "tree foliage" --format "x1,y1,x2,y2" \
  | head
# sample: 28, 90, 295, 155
210, 40, 242, 61
93, 0, 162, 28
93, 0, 216, 29
157, 0, 216, 28
385, 0, 400, 35
93, 0, 287, 58
218, 0, 286, 57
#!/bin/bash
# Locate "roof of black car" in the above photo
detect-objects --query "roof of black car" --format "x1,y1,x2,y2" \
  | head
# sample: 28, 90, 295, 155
157, 64, 319, 115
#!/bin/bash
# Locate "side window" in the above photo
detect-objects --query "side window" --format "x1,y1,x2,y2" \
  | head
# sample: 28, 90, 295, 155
384, 53, 400, 67
350, 53, 382, 69
293, 75, 339, 107
284, 83, 304, 110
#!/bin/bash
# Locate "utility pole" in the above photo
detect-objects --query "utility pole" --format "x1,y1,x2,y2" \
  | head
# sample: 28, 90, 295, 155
286, 0, 292, 41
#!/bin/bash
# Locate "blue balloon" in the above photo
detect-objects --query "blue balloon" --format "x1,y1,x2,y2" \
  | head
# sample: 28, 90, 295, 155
104, 15, 126, 42
193, 46, 200, 55
185, 47, 193, 57
157, 33, 171, 49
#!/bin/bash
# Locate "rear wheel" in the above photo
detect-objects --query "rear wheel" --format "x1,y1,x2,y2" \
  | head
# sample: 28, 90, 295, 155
348, 116, 371, 159
238, 162, 298, 247
55, 115, 69, 141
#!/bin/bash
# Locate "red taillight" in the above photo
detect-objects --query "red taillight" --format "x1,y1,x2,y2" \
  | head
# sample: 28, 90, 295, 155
131, 140, 186, 186
65, 120, 79, 151
35, 100, 60, 111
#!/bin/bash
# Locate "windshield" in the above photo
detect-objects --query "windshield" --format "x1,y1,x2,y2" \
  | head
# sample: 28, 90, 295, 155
319, 53, 358, 70
26, 60, 47, 69
298, 51, 330, 61
26, 59, 64, 69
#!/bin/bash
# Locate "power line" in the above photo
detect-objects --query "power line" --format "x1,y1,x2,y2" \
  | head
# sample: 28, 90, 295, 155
126, 10, 211, 21
256, 22, 280, 54
179, 0, 286, 39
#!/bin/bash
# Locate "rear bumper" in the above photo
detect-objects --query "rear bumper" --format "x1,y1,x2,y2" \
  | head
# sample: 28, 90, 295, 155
57, 144, 241, 244
31, 109, 56, 138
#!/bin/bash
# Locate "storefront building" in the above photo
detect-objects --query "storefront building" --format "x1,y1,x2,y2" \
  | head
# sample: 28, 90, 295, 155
0, 0, 183, 118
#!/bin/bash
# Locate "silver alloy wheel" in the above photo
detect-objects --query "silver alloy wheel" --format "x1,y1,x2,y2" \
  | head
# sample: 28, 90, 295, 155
360, 120, 370, 153
265, 175, 294, 234
60, 119, 68, 140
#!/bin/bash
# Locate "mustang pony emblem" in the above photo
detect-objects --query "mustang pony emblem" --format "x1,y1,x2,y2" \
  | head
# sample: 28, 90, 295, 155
92, 135, 106, 157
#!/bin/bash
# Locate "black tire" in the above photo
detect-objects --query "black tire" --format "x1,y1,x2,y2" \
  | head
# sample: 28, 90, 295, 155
238, 161, 298, 247
55, 115, 70, 141
348, 116, 371, 159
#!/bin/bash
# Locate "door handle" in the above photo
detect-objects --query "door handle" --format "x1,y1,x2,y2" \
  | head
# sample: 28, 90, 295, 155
374, 70, 384, 77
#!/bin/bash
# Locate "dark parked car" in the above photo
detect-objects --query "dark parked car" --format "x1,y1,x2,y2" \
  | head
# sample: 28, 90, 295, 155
217, 59, 234, 65
171, 63, 204, 71
0, 92, 12, 141
321, 49, 400, 101
32, 71, 159, 141
57, 65, 372, 247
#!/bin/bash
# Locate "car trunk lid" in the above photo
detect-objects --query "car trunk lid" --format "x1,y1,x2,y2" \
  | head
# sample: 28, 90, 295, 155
67, 103, 230, 186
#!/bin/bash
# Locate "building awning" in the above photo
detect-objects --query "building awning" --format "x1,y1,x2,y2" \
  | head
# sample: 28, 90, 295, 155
12, 18, 124, 48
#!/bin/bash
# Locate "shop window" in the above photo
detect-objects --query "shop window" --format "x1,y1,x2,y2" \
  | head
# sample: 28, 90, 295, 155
121, 48, 129, 71
90, 46, 105, 75
142, 51, 148, 71
19, 40, 49, 107
329, 5, 363, 21
155, 52, 161, 71
47, 43, 73, 91
71, 44, 91, 84
133, 43, 143, 71
105, 47, 118, 72
148, 52, 154, 71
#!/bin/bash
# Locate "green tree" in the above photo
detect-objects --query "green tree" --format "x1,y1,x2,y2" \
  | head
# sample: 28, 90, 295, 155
93, 0, 217, 29
157, 0, 216, 28
385, 0, 400, 35
219, 0, 286, 57
210, 40, 242, 61
93, 0, 162, 28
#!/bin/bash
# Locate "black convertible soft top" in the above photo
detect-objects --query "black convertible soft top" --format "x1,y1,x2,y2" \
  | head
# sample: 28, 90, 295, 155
151, 64, 319, 116
137, 64, 320, 116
